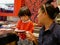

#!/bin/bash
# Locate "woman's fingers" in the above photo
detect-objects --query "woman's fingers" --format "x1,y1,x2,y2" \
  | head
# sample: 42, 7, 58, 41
26, 32, 35, 41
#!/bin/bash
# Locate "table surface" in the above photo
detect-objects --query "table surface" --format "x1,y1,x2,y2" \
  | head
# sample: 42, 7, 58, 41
0, 21, 19, 45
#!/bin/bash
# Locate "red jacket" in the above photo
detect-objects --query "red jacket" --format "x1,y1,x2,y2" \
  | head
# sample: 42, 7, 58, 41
16, 20, 34, 40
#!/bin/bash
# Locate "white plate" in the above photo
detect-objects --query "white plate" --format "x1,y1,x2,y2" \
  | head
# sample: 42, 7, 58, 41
15, 30, 25, 32
0, 28, 12, 31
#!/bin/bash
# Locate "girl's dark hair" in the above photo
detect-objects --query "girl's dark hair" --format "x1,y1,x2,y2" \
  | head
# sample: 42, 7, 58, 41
41, 4, 59, 19
18, 6, 31, 17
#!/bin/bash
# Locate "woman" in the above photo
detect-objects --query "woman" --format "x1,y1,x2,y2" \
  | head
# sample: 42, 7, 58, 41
26, 2, 60, 45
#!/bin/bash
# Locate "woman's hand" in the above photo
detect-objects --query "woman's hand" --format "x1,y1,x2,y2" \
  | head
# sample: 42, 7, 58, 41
26, 31, 38, 45
26, 31, 36, 41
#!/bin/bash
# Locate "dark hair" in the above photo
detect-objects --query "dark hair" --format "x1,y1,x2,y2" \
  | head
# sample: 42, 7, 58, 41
41, 4, 59, 19
18, 6, 31, 17
46, 0, 53, 4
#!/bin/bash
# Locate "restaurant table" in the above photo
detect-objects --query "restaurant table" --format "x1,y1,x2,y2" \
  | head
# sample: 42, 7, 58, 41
0, 21, 19, 45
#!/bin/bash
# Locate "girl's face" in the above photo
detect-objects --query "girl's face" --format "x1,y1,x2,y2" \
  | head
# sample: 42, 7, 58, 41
20, 15, 29, 21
